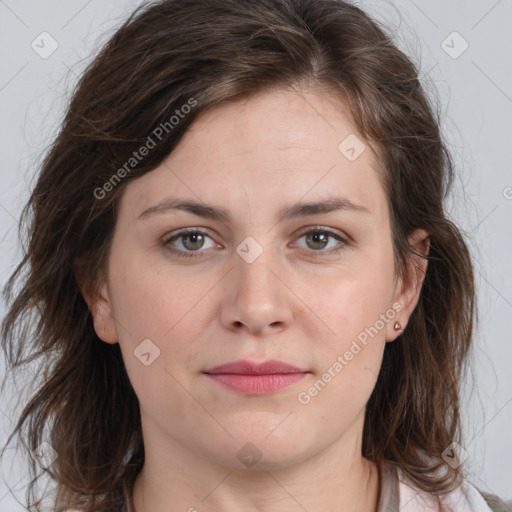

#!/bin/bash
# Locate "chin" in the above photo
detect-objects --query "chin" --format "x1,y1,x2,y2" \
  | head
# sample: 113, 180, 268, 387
205, 430, 312, 472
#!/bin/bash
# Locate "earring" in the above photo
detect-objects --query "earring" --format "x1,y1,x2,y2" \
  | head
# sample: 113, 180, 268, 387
393, 322, 403, 331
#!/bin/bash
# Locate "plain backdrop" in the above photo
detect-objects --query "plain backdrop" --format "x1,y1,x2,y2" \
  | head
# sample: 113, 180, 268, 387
0, 0, 511, 509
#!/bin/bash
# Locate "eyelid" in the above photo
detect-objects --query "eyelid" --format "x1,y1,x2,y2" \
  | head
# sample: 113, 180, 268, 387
163, 226, 216, 243
292, 225, 347, 241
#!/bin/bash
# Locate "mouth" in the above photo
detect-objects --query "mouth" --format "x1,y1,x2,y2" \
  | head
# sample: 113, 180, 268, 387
203, 359, 309, 395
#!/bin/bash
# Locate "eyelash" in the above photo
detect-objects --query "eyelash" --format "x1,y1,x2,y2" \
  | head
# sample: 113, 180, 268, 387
163, 227, 348, 259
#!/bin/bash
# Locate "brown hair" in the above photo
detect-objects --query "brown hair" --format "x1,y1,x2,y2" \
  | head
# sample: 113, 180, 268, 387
1, 0, 475, 510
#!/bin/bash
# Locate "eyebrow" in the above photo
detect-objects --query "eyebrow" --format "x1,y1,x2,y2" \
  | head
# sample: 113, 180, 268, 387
137, 196, 370, 223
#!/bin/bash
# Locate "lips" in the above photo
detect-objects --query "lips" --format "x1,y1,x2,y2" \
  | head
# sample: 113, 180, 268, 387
203, 359, 309, 395
204, 359, 307, 375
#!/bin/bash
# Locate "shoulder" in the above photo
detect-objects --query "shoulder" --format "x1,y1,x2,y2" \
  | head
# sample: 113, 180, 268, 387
396, 468, 511, 512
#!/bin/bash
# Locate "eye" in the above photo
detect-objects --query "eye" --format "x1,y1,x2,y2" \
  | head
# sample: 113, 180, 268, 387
162, 227, 348, 260
163, 228, 218, 258
292, 228, 347, 256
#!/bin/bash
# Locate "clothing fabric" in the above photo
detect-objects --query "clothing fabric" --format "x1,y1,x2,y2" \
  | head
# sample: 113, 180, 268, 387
378, 461, 511, 512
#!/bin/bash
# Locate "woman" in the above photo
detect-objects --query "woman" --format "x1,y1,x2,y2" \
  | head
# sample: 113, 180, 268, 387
1, 0, 510, 511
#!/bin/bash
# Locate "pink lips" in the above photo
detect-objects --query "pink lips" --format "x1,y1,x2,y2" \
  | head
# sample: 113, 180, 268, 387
204, 359, 308, 395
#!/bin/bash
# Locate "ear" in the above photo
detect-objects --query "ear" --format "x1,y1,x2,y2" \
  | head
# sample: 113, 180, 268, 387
387, 228, 430, 342
78, 278, 119, 345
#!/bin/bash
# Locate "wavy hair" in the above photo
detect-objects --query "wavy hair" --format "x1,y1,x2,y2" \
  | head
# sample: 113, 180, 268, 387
1, 0, 474, 510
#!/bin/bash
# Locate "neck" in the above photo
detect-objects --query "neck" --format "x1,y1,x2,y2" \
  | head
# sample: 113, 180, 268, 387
132, 417, 381, 512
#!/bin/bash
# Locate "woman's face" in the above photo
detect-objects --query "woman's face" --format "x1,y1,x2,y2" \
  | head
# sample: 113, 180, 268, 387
91, 86, 426, 470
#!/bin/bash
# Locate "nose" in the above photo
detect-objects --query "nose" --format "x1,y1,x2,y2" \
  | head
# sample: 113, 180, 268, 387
219, 246, 294, 336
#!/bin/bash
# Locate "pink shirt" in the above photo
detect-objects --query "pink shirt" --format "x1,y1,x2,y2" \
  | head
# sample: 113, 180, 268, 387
378, 461, 510, 512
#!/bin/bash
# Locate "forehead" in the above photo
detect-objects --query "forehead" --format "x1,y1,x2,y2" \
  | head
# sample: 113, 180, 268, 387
119, 86, 389, 224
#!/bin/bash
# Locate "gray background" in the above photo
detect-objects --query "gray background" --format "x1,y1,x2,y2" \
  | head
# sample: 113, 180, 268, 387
0, 0, 511, 509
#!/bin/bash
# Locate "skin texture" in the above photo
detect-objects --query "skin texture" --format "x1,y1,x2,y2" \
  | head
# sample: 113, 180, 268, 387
86, 86, 429, 512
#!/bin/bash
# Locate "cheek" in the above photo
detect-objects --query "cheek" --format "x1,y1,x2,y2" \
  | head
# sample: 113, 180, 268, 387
109, 263, 200, 416
316, 259, 395, 348
297, 274, 393, 417
110, 253, 213, 340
